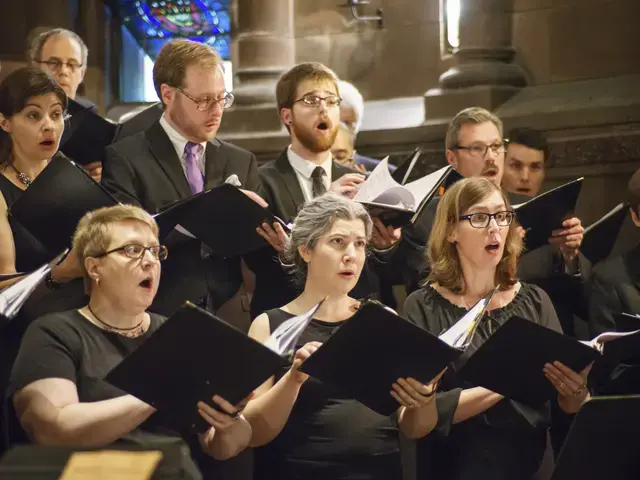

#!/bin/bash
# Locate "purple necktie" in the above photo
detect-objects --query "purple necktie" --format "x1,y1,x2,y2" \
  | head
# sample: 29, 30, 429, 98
184, 142, 204, 194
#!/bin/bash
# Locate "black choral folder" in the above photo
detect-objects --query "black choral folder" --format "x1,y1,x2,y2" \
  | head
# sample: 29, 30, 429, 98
551, 395, 640, 480
60, 98, 119, 165
614, 312, 640, 333
299, 301, 462, 416
106, 302, 287, 434
580, 202, 628, 265
456, 316, 599, 407
514, 177, 583, 253
155, 183, 288, 257
391, 147, 422, 185
113, 102, 164, 142
9, 156, 119, 253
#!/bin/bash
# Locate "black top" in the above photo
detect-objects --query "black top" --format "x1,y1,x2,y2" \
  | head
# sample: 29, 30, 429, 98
8, 310, 179, 441
253, 308, 401, 480
0, 173, 51, 272
404, 283, 572, 480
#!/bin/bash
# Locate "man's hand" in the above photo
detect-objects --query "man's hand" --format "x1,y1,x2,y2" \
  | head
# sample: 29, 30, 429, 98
241, 189, 269, 208
82, 161, 103, 183
329, 173, 366, 199
256, 222, 289, 253
370, 218, 401, 250
548, 217, 584, 263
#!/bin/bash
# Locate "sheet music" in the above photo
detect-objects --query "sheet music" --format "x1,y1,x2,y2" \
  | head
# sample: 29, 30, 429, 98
264, 301, 324, 357
581, 328, 640, 352
439, 289, 497, 349
0, 263, 51, 319
403, 165, 451, 205
353, 158, 405, 204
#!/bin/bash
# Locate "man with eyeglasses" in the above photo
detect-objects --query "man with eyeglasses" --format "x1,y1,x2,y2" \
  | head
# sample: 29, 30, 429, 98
243, 62, 402, 320
102, 39, 264, 327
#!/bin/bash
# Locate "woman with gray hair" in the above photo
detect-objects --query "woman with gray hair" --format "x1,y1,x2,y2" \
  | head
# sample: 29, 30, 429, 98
244, 192, 441, 480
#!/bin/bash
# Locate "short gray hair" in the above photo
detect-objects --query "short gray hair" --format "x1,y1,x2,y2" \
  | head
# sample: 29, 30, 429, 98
282, 193, 373, 285
338, 80, 364, 134
28, 28, 89, 66
445, 107, 503, 150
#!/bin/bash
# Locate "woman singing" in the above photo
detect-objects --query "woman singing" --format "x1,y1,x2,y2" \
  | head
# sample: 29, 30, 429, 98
404, 177, 590, 479
8, 205, 252, 468
244, 192, 442, 480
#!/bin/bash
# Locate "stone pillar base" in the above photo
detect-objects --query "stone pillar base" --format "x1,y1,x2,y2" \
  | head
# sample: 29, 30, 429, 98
217, 104, 284, 134
423, 85, 521, 119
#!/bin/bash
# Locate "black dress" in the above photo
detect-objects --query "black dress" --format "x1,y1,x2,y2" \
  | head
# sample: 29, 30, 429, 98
404, 283, 574, 480
6, 310, 205, 475
253, 308, 402, 480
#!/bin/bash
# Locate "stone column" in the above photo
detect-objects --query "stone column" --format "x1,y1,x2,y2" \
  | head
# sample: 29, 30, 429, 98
424, 0, 527, 119
219, 0, 295, 133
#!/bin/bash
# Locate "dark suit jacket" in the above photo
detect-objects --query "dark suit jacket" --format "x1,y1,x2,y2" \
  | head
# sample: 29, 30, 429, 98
588, 244, 640, 336
101, 120, 261, 315
245, 149, 386, 319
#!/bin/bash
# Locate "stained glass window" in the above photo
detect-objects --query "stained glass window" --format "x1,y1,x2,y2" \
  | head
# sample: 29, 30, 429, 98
120, 0, 231, 60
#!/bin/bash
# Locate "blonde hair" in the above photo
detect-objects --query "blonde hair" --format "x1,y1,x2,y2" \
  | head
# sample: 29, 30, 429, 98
153, 39, 223, 105
445, 107, 503, 150
426, 177, 522, 293
72, 205, 159, 292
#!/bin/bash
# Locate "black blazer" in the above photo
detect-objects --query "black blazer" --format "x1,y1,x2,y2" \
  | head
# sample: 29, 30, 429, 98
588, 244, 640, 336
101, 120, 261, 315
245, 149, 384, 319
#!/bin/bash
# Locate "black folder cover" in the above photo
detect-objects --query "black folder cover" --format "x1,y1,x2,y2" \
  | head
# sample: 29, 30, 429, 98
113, 102, 163, 142
155, 183, 287, 257
105, 302, 287, 434
580, 203, 628, 265
60, 99, 118, 165
601, 329, 640, 365
514, 178, 583, 253
9, 156, 119, 253
391, 148, 422, 185
614, 312, 640, 333
299, 301, 462, 416
551, 396, 640, 480
456, 316, 599, 407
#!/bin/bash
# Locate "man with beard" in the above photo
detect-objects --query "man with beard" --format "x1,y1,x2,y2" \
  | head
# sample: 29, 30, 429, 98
398, 108, 586, 334
102, 39, 265, 325
245, 62, 401, 318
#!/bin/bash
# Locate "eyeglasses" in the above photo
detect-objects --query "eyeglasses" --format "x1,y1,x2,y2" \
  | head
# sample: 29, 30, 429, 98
95, 244, 168, 261
176, 88, 235, 111
452, 142, 507, 158
459, 211, 515, 228
293, 94, 342, 108
36, 59, 83, 73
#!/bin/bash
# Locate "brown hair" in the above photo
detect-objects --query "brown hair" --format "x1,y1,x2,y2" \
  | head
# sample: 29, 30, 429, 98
445, 107, 503, 150
426, 177, 522, 293
276, 62, 339, 112
72, 205, 159, 293
0, 67, 67, 168
153, 39, 223, 105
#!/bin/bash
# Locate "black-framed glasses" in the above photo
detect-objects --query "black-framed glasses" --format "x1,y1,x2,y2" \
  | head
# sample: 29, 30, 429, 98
95, 244, 168, 261
452, 142, 507, 157
293, 94, 342, 108
176, 87, 234, 111
459, 211, 515, 228
35, 59, 83, 73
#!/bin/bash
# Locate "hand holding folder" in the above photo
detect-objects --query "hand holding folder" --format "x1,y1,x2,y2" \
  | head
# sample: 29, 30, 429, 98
154, 183, 289, 257
299, 301, 462, 415
513, 178, 583, 253
106, 302, 288, 434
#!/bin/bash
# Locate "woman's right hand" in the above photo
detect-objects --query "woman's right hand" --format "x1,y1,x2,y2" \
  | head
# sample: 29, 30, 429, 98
287, 341, 322, 384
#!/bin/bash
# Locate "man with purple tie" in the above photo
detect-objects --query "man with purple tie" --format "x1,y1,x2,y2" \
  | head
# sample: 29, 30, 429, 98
102, 39, 264, 318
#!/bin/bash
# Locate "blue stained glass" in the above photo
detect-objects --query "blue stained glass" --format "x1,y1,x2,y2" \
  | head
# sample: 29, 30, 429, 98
120, 0, 231, 60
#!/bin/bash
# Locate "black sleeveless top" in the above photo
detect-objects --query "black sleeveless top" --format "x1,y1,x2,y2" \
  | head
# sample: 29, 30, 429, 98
0, 173, 52, 272
253, 308, 402, 480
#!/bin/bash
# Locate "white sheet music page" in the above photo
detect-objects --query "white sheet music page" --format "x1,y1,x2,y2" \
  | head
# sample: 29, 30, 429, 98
404, 165, 451, 205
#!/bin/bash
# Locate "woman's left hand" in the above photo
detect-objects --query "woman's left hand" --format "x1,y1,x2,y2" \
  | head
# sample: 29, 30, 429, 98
198, 393, 254, 433
391, 369, 445, 409
544, 361, 592, 414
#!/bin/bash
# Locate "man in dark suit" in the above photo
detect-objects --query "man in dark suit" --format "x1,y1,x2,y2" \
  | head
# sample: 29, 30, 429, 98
589, 169, 640, 337
102, 39, 263, 318
246, 62, 401, 319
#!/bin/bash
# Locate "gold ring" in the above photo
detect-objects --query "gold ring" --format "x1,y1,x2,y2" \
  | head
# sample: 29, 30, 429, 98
573, 384, 587, 396
559, 382, 565, 390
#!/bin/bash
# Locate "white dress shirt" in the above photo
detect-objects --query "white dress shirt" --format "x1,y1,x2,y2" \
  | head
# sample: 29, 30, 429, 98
159, 114, 207, 177
286, 145, 333, 202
